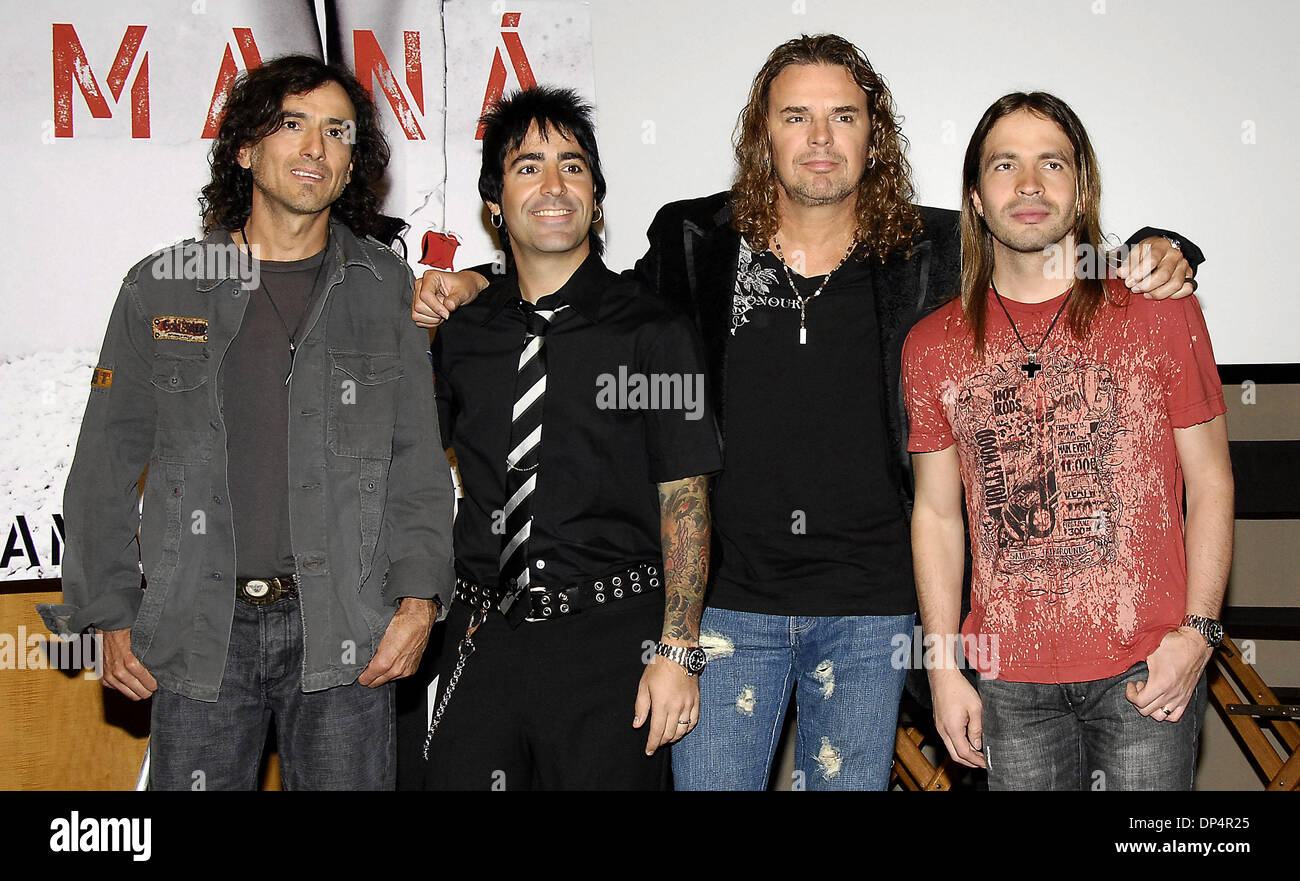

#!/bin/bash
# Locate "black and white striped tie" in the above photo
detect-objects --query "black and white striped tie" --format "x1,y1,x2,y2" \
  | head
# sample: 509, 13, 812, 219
498, 299, 567, 623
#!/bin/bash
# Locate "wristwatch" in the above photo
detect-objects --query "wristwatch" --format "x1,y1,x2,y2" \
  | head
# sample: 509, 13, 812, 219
1181, 614, 1224, 648
655, 642, 707, 676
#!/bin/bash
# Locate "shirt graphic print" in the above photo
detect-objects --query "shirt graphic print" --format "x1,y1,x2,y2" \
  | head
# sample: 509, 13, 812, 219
902, 282, 1226, 683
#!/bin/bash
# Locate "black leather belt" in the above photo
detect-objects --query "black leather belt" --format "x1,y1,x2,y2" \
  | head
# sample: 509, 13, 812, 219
454, 561, 662, 625
236, 576, 296, 606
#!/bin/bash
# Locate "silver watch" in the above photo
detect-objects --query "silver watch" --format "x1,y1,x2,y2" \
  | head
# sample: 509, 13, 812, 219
655, 642, 707, 676
1182, 614, 1224, 648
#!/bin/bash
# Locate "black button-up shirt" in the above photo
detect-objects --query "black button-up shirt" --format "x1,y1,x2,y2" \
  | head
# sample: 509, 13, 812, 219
432, 253, 722, 589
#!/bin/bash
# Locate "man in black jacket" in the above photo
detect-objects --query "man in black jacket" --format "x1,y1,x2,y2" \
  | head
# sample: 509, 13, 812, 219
413, 34, 1200, 790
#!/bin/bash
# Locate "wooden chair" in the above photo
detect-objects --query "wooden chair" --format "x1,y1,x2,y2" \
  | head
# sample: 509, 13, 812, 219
1211, 366, 1300, 790
1207, 633, 1299, 791
891, 721, 957, 790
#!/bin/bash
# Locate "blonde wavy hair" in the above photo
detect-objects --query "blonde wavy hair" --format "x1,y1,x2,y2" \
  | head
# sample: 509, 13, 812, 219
731, 34, 922, 258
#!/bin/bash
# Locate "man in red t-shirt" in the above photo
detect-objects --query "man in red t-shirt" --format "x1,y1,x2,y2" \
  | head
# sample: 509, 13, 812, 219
902, 92, 1234, 790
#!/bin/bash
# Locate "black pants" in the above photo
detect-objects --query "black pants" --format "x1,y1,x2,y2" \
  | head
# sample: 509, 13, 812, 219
410, 591, 670, 791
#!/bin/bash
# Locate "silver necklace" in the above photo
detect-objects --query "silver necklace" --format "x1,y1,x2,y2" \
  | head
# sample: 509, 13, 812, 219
771, 234, 859, 344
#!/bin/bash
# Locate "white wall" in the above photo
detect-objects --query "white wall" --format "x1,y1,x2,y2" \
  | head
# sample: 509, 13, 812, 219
586, 0, 1300, 366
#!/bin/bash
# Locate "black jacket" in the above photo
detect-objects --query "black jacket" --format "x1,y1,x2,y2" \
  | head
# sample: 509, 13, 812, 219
630, 191, 963, 516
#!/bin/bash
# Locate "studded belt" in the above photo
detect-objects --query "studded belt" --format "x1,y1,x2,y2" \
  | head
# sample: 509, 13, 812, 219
236, 576, 296, 606
424, 561, 663, 759
453, 561, 662, 623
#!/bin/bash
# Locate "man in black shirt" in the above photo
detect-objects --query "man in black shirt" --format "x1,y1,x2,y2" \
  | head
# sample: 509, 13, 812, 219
419, 87, 721, 790
413, 36, 1201, 790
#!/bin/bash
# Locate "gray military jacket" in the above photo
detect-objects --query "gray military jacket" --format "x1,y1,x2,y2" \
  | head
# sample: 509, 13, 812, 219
39, 220, 454, 701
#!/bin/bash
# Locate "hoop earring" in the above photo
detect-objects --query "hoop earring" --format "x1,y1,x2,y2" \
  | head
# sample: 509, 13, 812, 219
490, 212, 503, 229
593, 205, 603, 223
865, 154, 876, 170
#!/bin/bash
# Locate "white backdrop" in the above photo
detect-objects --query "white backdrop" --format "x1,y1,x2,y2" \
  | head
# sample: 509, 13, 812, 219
588, 0, 1299, 367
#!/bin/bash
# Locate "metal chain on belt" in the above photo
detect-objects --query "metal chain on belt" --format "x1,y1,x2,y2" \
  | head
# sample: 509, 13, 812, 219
422, 606, 487, 761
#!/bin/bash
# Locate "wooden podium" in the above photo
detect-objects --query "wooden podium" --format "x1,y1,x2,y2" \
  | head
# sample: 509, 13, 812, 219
1, 583, 281, 790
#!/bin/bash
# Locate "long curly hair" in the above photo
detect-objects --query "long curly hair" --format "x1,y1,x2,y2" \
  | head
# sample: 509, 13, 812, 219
200, 55, 391, 238
731, 34, 922, 259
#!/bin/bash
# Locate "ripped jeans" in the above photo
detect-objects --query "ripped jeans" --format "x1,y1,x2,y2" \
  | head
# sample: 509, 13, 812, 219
671, 607, 913, 790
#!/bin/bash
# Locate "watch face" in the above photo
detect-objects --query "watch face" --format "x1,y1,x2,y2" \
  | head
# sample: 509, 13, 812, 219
1207, 621, 1225, 646
685, 648, 707, 674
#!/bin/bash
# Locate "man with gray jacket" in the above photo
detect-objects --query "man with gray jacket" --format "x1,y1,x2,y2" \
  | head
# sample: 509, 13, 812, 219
39, 55, 454, 790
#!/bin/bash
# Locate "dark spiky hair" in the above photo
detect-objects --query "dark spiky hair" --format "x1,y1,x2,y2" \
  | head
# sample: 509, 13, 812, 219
477, 86, 606, 259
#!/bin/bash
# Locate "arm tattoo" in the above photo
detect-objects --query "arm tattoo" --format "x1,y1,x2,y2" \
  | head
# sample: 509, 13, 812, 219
658, 475, 710, 643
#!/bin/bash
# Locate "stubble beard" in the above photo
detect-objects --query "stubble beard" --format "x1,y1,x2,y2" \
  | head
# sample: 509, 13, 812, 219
990, 215, 1075, 255
777, 172, 858, 208
249, 156, 340, 219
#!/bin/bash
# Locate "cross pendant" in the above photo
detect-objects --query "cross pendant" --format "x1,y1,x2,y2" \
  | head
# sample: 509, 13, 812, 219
1021, 356, 1041, 379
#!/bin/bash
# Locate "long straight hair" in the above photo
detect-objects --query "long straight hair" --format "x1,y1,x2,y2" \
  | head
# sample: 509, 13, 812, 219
959, 92, 1122, 356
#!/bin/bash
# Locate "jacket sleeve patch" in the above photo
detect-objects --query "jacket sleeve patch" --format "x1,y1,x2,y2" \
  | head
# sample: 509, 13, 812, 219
91, 367, 113, 389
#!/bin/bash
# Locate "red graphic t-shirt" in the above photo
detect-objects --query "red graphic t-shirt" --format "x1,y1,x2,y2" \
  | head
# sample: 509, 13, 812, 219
902, 280, 1226, 683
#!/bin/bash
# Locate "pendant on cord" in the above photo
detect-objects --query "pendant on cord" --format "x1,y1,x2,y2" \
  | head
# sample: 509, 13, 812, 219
1021, 353, 1042, 379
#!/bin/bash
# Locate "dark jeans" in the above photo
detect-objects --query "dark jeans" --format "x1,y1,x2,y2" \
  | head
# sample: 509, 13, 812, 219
149, 593, 395, 790
421, 592, 669, 790
978, 660, 1207, 791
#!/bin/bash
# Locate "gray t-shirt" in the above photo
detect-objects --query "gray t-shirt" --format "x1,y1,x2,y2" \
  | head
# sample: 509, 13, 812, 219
221, 247, 326, 578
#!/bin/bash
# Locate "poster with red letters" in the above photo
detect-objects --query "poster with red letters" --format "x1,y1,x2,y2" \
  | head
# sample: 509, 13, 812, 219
0, 0, 593, 580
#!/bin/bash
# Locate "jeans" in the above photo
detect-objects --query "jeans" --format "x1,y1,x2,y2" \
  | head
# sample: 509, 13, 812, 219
149, 593, 395, 790
978, 660, 1208, 791
671, 607, 913, 790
